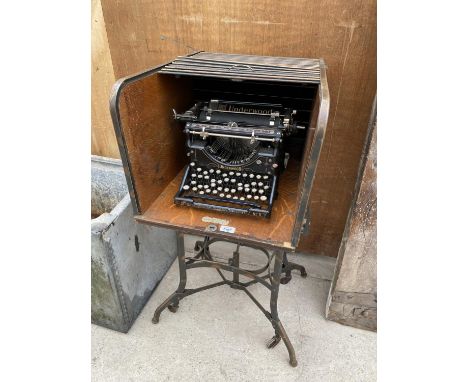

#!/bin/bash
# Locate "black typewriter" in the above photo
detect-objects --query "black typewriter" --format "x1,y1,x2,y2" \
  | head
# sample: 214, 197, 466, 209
173, 99, 305, 218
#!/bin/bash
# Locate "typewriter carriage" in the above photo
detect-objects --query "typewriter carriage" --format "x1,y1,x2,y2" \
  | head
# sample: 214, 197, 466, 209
111, 53, 328, 249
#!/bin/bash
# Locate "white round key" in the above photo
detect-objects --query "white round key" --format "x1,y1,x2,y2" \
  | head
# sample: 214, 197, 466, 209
259, 189, 264, 195
217, 180, 223, 184
204, 175, 209, 180
236, 172, 241, 176
263, 175, 269, 179
252, 188, 257, 193
222, 173, 227, 177
249, 174, 254, 178
209, 169, 214, 173
206, 189, 211, 193
224, 178, 229, 182
237, 182, 243, 187
230, 179, 236, 184
192, 187, 197, 191
210, 183, 216, 188
242, 173, 248, 178
220, 193, 225, 197
230, 189, 236, 193
197, 175, 203, 179
229, 171, 234, 176
210, 178, 216, 183
264, 185, 270, 190
190, 162, 195, 166
258, 182, 263, 187
190, 181, 196, 185
245, 188, 250, 193
212, 190, 218, 195
251, 181, 257, 186
199, 190, 205, 195
237, 187, 243, 191
216, 169, 221, 174
256, 175, 261, 179
196, 167, 202, 172
203, 171, 208, 175
226, 194, 231, 198
217, 187, 222, 191
254, 195, 259, 200
203, 185, 209, 189
224, 188, 229, 192
260, 195, 267, 201
233, 196, 238, 200
197, 185, 203, 189
247, 195, 252, 199
240, 197, 245, 201
183, 185, 190, 190
191, 174, 196, 178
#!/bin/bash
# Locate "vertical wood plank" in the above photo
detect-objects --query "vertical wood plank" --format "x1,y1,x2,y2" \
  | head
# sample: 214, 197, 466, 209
92, 0, 119, 158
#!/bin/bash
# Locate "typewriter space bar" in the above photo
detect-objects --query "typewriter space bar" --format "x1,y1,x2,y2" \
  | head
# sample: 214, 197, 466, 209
175, 195, 267, 215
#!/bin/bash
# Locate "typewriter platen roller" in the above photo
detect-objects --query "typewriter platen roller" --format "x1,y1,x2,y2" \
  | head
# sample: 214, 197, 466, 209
173, 99, 306, 218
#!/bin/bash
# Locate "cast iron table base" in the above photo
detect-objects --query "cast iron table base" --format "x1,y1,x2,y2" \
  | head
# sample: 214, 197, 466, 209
152, 232, 307, 367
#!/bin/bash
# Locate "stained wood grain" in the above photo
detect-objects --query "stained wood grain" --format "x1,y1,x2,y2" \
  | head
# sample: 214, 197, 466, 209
99, 0, 377, 257
137, 160, 303, 250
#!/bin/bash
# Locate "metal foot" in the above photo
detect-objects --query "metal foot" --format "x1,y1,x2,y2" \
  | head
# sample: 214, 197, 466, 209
152, 293, 179, 324
266, 335, 281, 349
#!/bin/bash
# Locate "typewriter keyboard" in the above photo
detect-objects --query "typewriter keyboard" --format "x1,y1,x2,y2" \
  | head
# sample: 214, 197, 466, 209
179, 163, 274, 206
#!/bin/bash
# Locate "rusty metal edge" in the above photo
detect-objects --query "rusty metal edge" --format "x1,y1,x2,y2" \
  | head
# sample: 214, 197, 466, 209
290, 59, 331, 247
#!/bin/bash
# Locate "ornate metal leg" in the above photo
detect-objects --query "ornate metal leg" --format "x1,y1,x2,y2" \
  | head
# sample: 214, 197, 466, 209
267, 250, 298, 367
152, 232, 187, 324
281, 252, 307, 285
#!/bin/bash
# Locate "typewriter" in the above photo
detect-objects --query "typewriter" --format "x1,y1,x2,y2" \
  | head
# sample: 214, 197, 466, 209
173, 99, 305, 218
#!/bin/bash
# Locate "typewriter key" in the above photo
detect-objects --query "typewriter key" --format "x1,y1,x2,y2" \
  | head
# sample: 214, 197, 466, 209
217, 180, 223, 184
254, 195, 259, 200
196, 167, 202, 172
242, 173, 248, 178
215, 169, 221, 174
247, 195, 252, 199
192, 187, 197, 191
233, 196, 238, 200
204, 175, 209, 180
226, 194, 232, 198
230, 179, 236, 183
224, 178, 229, 182
217, 187, 222, 191
263, 175, 269, 179
206, 189, 211, 193
199, 190, 205, 195
229, 171, 234, 176
190, 181, 196, 185
183, 185, 190, 190
197, 174, 203, 179
249, 174, 254, 179
251, 181, 257, 186
190, 162, 195, 167
237, 187, 243, 191
220, 193, 225, 197
209, 169, 214, 173
203, 185, 209, 189
203, 171, 208, 175
256, 175, 262, 179
197, 185, 203, 189
230, 188, 236, 193
252, 188, 257, 193
236, 172, 241, 176
224, 188, 229, 192
259, 189, 264, 195
260, 195, 267, 201
237, 182, 243, 187
240, 197, 245, 201
191, 174, 196, 178
258, 182, 263, 187
212, 190, 218, 194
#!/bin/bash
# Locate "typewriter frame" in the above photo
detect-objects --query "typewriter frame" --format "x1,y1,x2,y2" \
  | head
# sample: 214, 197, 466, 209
110, 53, 330, 367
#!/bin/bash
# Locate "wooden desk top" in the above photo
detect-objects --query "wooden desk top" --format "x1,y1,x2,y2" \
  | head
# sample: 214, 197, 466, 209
136, 162, 301, 250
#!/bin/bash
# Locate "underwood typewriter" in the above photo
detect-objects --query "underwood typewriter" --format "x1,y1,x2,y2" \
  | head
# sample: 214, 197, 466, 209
173, 99, 305, 217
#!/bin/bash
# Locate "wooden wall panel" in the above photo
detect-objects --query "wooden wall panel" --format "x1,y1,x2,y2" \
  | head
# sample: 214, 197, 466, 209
91, 0, 119, 158
98, 0, 377, 257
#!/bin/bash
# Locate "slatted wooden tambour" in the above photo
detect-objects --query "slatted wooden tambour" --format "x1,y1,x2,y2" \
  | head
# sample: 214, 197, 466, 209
110, 52, 330, 367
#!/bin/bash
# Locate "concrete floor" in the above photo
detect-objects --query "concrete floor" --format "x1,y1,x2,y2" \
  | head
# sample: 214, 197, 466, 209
92, 237, 376, 382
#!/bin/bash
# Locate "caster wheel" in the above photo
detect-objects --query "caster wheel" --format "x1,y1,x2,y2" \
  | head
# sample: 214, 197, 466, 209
266, 335, 281, 349
168, 304, 179, 313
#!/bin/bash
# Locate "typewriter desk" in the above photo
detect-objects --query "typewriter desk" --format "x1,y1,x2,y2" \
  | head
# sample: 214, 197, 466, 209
110, 53, 330, 367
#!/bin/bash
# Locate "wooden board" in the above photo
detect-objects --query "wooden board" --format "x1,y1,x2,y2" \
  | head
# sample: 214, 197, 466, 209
99, 0, 377, 257
116, 73, 194, 213
91, 0, 118, 158
137, 160, 302, 250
